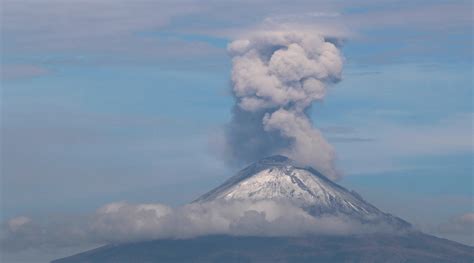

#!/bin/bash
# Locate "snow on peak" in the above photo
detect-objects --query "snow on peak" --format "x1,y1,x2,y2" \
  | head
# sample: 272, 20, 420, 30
195, 155, 411, 229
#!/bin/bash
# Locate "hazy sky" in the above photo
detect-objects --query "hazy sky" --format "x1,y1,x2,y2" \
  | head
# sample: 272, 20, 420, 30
1, 0, 473, 260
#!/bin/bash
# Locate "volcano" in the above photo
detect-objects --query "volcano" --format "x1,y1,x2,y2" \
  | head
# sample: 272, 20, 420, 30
195, 155, 410, 230
54, 156, 474, 263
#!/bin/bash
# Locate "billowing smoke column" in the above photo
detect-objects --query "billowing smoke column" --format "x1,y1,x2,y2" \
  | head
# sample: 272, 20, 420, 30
224, 31, 343, 180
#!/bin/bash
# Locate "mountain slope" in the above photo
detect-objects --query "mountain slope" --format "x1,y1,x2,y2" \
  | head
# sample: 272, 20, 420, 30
53, 234, 474, 263
52, 155, 474, 263
195, 155, 410, 229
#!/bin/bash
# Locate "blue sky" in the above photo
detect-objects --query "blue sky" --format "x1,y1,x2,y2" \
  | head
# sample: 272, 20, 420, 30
1, 0, 473, 252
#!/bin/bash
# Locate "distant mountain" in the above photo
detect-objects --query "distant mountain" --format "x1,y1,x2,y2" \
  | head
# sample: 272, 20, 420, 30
53, 155, 474, 263
195, 155, 410, 229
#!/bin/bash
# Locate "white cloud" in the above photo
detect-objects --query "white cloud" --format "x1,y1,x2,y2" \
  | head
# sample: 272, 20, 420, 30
7, 217, 32, 232
1, 200, 397, 252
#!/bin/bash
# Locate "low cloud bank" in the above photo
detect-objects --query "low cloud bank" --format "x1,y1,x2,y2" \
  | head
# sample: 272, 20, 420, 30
2, 200, 396, 251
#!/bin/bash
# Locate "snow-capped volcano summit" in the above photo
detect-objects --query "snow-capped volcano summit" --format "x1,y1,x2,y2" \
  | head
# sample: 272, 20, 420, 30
56, 155, 474, 263
195, 155, 410, 229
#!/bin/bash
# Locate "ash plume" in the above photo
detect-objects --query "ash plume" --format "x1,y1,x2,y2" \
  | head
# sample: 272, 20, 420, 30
223, 30, 344, 180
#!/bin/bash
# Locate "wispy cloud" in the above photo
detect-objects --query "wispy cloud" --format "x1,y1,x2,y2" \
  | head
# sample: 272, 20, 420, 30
2, 0, 472, 65
1, 64, 50, 80
416, 212, 474, 246
329, 113, 473, 174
